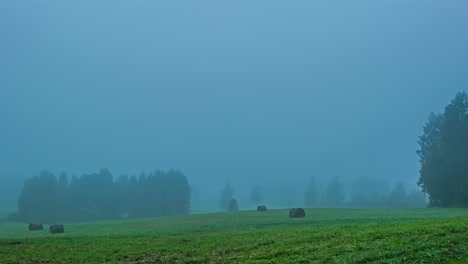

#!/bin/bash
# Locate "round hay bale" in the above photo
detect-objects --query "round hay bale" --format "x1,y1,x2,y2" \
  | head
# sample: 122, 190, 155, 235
257, 205, 267, 212
28, 223, 44, 231
289, 208, 305, 218
50, 224, 64, 234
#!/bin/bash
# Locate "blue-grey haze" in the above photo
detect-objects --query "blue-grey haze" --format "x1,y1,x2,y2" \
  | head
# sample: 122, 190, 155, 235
1, 0, 468, 208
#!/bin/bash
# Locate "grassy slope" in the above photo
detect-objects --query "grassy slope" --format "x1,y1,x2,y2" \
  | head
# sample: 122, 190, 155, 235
0, 208, 467, 263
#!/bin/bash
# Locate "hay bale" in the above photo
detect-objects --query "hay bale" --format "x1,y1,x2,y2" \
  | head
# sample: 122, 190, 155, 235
257, 205, 267, 212
289, 208, 306, 218
28, 223, 44, 231
49, 224, 64, 234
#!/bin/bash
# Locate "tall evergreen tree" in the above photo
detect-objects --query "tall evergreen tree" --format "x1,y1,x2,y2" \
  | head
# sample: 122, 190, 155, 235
304, 176, 319, 207
325, 175, 345, 207
418, 91, 468, 207
57, 171, 68, 221
220, 183, 235, 210
228, 198, 238, 212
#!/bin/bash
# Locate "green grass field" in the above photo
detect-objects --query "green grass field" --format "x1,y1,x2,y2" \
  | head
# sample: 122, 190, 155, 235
1, 208, 467, 263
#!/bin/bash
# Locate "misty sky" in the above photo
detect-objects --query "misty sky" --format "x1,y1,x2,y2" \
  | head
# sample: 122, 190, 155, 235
1, 1, 468, 199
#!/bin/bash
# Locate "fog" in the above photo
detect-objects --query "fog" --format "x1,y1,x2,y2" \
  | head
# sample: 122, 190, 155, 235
1, 1, 468, 210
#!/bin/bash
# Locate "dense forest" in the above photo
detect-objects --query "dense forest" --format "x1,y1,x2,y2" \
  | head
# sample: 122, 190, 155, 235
8, 169, 191, 223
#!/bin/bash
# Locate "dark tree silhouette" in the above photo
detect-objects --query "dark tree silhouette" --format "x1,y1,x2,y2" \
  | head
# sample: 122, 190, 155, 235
227, 198, 238, 212
11, 169, 191, 223
417, 91, 468, 207
17, 170, 61, 223
220, 183, 235, 210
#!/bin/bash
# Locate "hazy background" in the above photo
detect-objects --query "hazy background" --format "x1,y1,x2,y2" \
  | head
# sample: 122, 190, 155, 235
1, 0, 468, 209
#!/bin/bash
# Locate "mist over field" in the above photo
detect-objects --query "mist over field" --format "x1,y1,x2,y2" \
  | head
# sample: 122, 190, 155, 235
1, 1, 468, 212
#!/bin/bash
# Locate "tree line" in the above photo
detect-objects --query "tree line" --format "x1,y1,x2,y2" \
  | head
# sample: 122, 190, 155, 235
8, 169, 191, 223
217, 176, 427, 211
302, 176, 427, 208
218, 91, 468, 210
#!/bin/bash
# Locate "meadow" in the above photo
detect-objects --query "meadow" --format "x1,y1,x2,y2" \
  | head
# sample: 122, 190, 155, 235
1, 208, 467, 263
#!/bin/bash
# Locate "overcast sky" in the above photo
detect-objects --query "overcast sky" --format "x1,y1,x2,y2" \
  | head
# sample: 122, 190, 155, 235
1, 0, 468, 200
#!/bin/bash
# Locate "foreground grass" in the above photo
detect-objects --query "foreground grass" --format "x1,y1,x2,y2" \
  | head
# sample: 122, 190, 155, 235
0, 208, 467, 263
